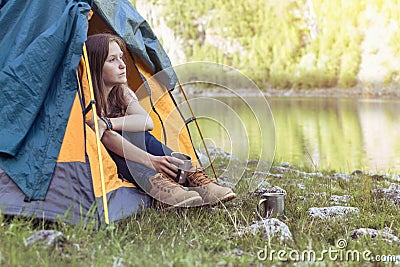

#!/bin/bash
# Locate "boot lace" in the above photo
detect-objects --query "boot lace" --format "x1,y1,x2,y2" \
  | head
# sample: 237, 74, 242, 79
188, 169, 213, 186
153, 173, 180, 189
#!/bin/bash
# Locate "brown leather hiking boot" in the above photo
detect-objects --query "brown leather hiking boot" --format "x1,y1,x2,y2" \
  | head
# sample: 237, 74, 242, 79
149, 173, 202, 208
185, 169, 236, 205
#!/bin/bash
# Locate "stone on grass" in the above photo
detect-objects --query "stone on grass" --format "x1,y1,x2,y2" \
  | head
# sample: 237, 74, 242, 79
24, 230, 63, 246
389, 183, 400, 191
254, 180, 270, 193
113, 257, 126, 267
373, 183, 400, 205
350, 228, 400, 244
328, 173, 351, 181
352, 170, 400, 182
309, 206, 359, 220
280, 162, 291, 168
306, 192, 327, 198
218, 180, 236, 189
351, 169, 364, 176
298, 192, 328, 202
297, 183, 307, 190
271, 166, 287, 173
271, 165, 323, 179
297, 196, 307, 201
232, 248, 244, 256
266, 173, 284, 179
238, 218, 292, 242
306, 172, 324, 178
254, 180, 272, 196
217, 179, 236, 189
329, 195, 354, 205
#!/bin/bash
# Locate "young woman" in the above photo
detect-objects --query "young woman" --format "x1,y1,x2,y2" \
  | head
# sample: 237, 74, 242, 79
85, 33, 236, 208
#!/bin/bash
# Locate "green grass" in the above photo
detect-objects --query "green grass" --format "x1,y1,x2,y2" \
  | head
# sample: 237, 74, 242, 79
1, 161, 400, 266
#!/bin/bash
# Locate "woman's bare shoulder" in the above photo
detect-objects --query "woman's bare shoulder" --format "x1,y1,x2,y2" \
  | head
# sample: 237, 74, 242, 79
123, 86, 138, 102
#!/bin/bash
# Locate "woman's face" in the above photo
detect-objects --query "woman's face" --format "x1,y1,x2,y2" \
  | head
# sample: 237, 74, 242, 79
102, 41, 127, 90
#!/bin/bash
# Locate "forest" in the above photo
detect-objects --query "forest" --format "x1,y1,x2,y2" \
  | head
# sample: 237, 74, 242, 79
133, 0, 400, 90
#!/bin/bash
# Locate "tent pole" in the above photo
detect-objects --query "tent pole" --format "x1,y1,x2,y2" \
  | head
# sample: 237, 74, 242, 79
82, 43, 110, 225
177, 81, 218, 181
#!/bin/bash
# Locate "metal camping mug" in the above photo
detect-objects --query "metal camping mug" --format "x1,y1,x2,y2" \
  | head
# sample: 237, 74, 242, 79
171, 152, 192, 184
256, 192, 286, 218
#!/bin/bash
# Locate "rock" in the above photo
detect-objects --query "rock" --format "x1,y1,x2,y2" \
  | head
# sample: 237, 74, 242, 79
252, 171, 269, 176
270, 164, 323, 179
309, 206, 359, 220
266, 173, 284, 179
232, 248, 244, 256
389, 183, 400, 191
351, 170, 400, 182
24, 230, 63, 246
271, 166, 287, 173
196, 146, 238, 166
371, 174, 387, 180
207, 146, 232, 158
297, 196, 308, 201
253, 181, 271, 196
283, 168, 323, 179
372, 183, 400, 205
280, 162, 291, 168
113, 257, 125, 267
218, 180, 236, 189
306, 192, 327, 198
350, 228, 400, 244
329, 173, 351, 181
297, 183, 307, 190
329, 195, 354, 205
351, 169, 364, 176
238, 218, 292, 242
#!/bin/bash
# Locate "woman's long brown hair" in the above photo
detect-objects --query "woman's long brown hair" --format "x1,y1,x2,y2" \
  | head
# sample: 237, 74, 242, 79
85, 33, 129, 117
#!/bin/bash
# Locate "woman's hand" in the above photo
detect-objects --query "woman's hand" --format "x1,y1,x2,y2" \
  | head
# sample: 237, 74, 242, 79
149, 155, 184, 179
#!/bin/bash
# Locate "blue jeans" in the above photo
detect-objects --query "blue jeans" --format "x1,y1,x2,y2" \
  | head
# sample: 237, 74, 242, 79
107, 131, 173, 192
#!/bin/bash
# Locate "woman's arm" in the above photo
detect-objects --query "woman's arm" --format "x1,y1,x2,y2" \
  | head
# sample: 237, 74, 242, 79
101, 129, 182, 178
109, 88, 154, 132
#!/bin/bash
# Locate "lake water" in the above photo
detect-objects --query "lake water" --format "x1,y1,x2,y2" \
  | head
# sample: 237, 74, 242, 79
181, 96, 400, 174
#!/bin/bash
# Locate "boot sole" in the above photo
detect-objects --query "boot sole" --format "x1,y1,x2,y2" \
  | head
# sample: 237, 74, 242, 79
157, 193, 236, 210
220, 192, 237, 203
174, 195, 203, 207
206, 192, 237, 206
158, 195, 203, 210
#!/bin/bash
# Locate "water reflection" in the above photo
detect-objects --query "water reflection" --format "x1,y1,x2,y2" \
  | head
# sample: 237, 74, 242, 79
185, 96, 400, 173
271, 98, 400, 172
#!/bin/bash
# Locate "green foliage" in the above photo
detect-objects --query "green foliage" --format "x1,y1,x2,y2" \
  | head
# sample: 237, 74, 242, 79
144, 0, 400, 90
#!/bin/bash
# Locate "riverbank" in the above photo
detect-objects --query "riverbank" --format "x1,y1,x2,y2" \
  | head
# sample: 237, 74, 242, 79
184, 86, 400, 99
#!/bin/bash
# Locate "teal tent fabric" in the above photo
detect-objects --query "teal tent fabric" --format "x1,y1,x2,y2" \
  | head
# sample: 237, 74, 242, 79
0, 0, 177, 202
0, 0, 91, 200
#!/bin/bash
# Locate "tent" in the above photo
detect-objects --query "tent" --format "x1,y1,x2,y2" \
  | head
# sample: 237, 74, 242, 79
0, 0, 200, 225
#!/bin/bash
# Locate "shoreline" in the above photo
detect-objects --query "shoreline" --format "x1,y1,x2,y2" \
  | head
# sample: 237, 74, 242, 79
183, 87, 400, 99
